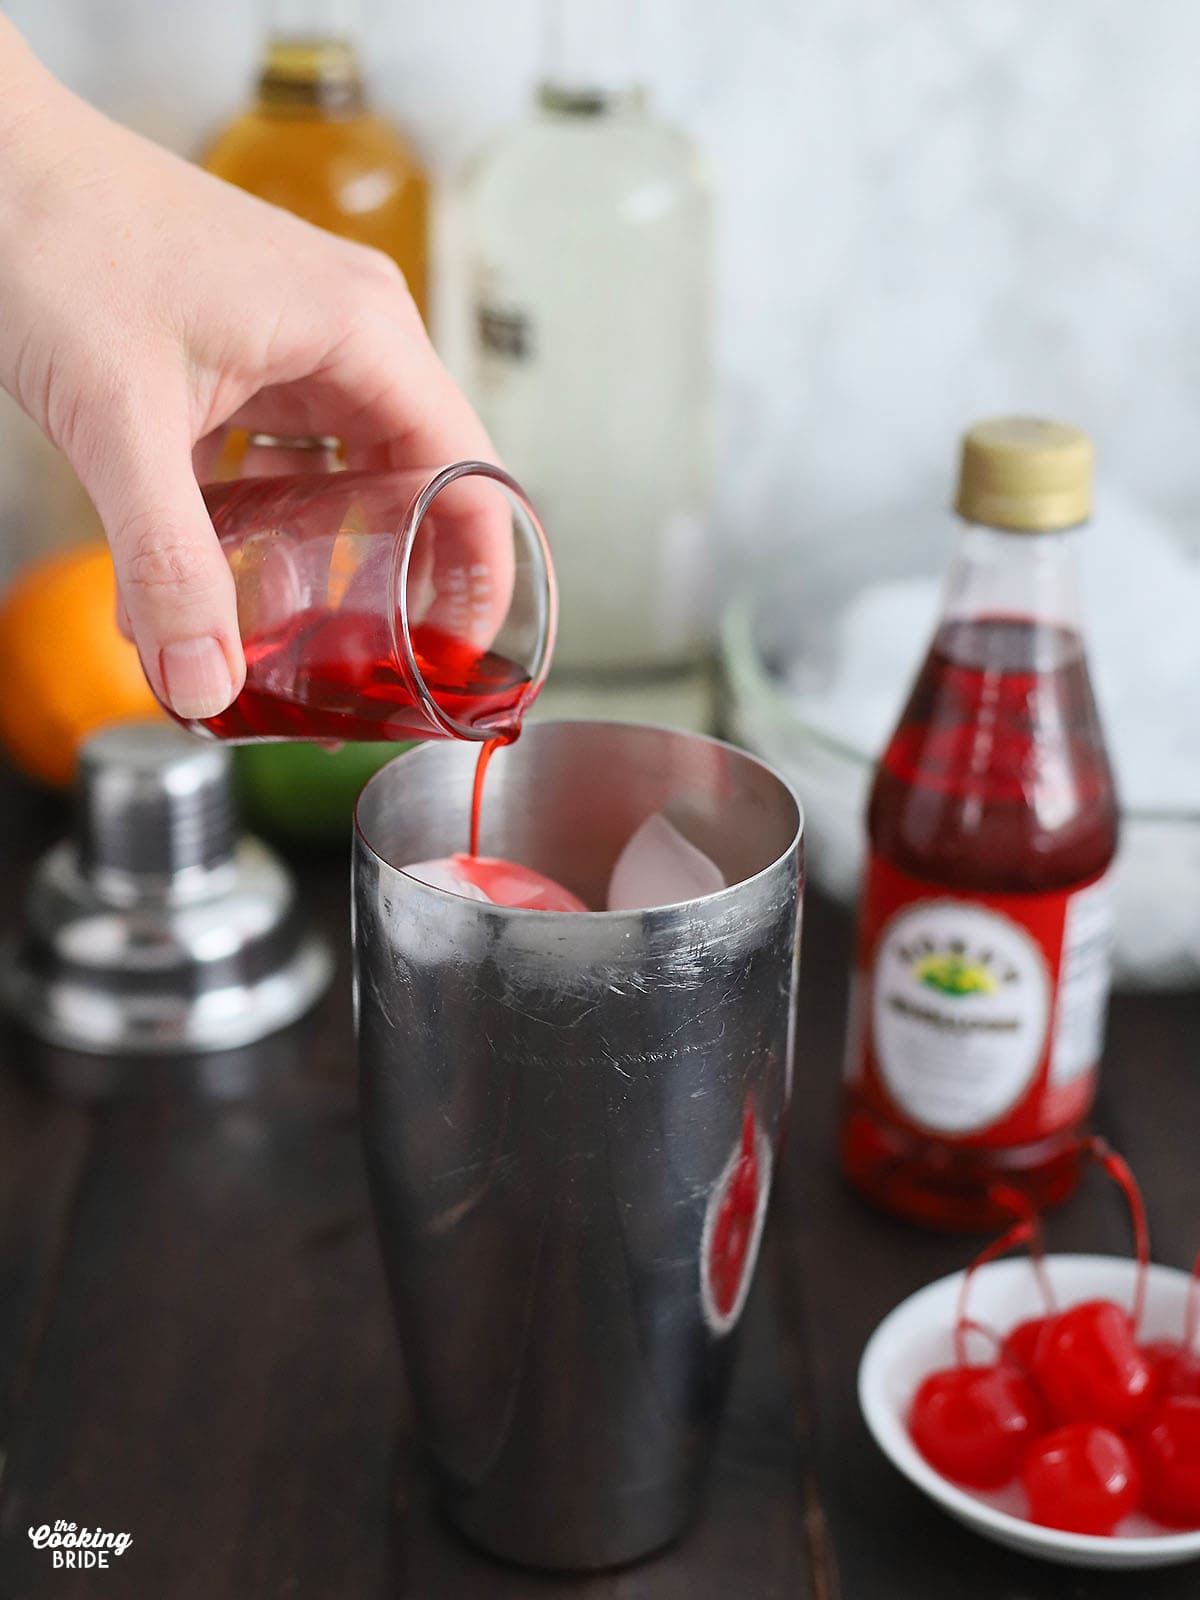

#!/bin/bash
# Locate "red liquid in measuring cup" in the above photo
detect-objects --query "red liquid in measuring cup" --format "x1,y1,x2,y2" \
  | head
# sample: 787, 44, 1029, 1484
841, 616, 1118, 1231
191, 609, 530, 743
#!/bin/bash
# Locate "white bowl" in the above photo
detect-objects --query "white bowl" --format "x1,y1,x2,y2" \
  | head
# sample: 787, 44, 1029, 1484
858, 1253, 1200, 1570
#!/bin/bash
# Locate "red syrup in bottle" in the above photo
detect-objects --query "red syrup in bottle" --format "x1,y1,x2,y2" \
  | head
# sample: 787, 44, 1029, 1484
841, 420, 1118, 1231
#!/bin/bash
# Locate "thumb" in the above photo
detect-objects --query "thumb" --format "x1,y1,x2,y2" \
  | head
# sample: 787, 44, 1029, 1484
78, 423, 245, 721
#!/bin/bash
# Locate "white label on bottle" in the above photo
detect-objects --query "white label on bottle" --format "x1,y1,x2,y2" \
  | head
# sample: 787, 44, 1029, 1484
475, 301, 534, 363
871, 900, 1051, 1135
1050, 874, 1114, 1086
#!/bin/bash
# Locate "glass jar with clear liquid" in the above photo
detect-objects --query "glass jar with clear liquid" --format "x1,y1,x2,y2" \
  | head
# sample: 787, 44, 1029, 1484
459, 0, 714, 679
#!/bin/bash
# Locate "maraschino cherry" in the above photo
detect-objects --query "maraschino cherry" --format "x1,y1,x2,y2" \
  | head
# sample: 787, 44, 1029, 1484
1023, 1424, 1140, 1535
910, 1363, 1044, 1489
904, 1140, 1200, 1536
1133, 1252, 1200, 1526
1032, 1300, 1154, 1431
1137, 1395, 1200, 1527
1030, 1140, 1153, 1432
909, 1195, 1048, 1489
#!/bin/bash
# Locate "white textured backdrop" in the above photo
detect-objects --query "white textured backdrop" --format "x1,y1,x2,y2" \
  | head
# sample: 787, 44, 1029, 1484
4, 0, 1200, 575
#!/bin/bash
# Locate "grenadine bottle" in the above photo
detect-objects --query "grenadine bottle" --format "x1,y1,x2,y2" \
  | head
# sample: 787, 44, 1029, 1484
840, 418, 1119, 1231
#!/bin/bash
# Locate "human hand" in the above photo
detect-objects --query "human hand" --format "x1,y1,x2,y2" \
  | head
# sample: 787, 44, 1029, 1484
0, 19, 498, 721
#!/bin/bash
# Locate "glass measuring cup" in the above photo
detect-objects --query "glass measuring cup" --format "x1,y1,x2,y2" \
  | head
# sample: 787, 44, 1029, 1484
171, 460, 556, 744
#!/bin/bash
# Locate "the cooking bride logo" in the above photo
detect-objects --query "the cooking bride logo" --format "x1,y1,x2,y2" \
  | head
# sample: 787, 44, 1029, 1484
28, 1519, 132, 1570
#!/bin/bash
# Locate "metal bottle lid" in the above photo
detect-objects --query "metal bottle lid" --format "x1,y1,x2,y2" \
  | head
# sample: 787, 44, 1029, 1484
3, 721, 333, 1070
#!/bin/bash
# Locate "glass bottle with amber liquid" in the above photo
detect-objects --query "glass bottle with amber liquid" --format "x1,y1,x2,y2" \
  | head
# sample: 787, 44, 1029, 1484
201, 1, 432, 839
840, 420, 1119, 1231
202, 0, 429, 320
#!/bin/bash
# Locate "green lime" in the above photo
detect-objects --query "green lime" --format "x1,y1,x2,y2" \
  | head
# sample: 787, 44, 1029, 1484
235, 741, 415, 845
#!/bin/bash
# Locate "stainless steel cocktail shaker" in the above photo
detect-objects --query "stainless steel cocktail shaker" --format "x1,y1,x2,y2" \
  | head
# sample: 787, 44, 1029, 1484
353, 721, 802, 1569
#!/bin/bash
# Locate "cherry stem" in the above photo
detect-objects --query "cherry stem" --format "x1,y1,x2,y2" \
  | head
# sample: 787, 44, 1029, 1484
956, 1316, 1004, 1365
954, 1218, 1036, 1368
1086, 1137, 1150, 1331
989, 1184, 1056, 1314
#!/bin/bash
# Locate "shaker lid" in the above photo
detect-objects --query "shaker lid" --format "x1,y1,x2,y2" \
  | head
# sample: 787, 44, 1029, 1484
3, 720, 332, 1065
77, 721, 234, 885
955, 417, 1093, 533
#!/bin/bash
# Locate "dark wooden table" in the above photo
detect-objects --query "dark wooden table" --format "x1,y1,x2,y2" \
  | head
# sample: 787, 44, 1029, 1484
1, 768, 1198, 1599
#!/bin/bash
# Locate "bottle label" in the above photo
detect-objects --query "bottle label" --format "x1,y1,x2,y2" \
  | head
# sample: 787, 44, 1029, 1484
476, 302, 533, 363
847, 855, 1113, 1145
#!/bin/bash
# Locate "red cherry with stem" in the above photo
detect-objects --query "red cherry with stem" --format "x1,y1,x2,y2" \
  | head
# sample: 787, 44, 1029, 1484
1137, 1395, 1200, 1527
1025, 1138, 1154, 1430
909, 1192, 1052, 1491
1022, 1424, 1140, 1535
910, 1363, 1046, 1489
1032, 1299, 1154, 1430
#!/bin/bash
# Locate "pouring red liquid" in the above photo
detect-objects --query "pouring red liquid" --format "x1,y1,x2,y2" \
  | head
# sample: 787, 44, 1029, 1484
165, 458, 568, 915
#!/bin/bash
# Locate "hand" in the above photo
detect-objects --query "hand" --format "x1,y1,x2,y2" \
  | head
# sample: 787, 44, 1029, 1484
0, 19, 496, 721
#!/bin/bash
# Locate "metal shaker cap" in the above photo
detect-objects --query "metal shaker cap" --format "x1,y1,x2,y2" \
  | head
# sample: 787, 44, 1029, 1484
77, 721, 235, 889
3, 721, 333, 1065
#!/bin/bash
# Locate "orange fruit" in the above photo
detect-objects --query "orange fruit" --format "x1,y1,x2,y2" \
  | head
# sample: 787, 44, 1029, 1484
0, 543, 163, 787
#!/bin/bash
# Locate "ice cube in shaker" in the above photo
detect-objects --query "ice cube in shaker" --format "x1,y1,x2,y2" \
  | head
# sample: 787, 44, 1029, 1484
607, 814, 726, 912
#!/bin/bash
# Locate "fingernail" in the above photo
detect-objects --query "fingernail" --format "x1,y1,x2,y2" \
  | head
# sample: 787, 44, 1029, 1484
159, 637, 234, 720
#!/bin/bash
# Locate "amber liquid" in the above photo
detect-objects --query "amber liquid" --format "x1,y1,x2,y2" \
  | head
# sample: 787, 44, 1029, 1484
840, 616, 1118, 1231
202, 39, 429, 320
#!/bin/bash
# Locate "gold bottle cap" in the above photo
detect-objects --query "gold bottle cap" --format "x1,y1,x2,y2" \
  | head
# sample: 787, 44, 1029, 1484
954, 418, 1093, 533
259, 37, 364, 115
